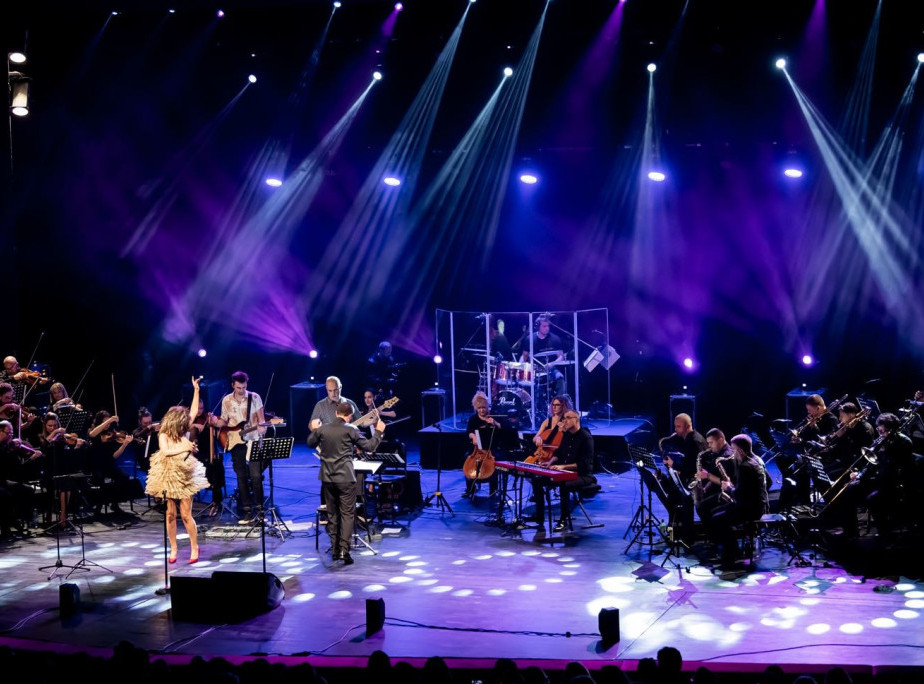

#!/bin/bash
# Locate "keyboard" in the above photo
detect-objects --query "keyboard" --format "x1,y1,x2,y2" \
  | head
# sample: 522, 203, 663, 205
492, 460, 577, 483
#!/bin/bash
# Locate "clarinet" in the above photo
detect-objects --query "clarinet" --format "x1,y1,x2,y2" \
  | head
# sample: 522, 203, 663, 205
714, 457, 736, 504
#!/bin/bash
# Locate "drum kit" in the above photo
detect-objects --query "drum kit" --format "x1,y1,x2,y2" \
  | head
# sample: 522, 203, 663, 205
490, 350, 566, 418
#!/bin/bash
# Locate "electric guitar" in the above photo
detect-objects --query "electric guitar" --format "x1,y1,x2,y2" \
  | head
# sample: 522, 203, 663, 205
351, 397, 400, 429
218, 417, 285, 451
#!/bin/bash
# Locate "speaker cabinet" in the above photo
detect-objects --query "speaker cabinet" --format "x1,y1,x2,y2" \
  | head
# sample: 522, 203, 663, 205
171, 571, 284, 623
366, 597, 385, 636
59, 583, 81, 618
598, 607, 620, 648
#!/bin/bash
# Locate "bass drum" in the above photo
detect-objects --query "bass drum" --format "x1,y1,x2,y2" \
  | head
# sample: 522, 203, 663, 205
492, 388, 531, 415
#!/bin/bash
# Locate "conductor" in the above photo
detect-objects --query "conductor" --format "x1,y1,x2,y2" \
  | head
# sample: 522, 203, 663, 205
308, 402, 386, 565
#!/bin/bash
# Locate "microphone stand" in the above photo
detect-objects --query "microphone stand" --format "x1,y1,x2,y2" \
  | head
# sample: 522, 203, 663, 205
155, 490, 170, 596
423, 421, 454, 517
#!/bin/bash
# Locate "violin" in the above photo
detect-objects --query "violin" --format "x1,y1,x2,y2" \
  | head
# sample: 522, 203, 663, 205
101, 429, 131, 443
16, 369, 50, 386
132, 422, 161, 442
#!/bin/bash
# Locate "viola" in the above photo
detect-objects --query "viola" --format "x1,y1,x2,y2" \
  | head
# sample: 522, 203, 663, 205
463, 448, 496, 481
17, 369, 50, 386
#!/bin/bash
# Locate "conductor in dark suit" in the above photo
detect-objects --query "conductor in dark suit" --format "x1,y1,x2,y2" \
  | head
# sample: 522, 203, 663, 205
308, 402, 385, 565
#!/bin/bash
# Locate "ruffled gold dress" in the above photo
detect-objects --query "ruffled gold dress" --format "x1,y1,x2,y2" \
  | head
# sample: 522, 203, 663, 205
144, 437, 210, 500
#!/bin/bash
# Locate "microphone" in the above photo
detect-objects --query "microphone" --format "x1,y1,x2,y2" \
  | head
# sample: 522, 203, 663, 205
592, 329, 606, 336
475, 313, 487, 320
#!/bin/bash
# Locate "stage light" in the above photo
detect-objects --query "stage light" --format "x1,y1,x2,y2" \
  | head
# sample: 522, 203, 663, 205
197, 348, 208, 358
9, 76, 30, 117
383, 176, 401, 186
647, 63, 657, 73
333, 1, 342, 7
682, 357, 695, 371
217, 9, 225, 18
784, 168, 804, 178
265, 177, 283, 187
111, 11, 119, 15
395, 2, 403, 10
647, 171, 666, 182
8, 52, 26, 65
373, 71, 383, 81
801, 354, 814, 367
168, 8, 176, 13
918, 53, 924, 63
775, 58, 787, 69
248, 74, 257, 83
433, 354, 443, 365
519, 173, 538, 184
503, 67, 513, 77
308, 350, 319, 359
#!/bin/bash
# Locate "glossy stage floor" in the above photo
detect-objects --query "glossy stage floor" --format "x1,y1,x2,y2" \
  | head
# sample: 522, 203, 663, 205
1, 440, 923, 677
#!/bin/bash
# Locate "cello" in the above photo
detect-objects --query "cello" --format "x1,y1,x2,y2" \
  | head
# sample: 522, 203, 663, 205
525, 420, 563, 465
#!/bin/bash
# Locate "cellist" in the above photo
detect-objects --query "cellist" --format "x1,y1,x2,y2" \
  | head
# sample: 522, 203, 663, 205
529, 396, 570, 465
464, 392, 499, 498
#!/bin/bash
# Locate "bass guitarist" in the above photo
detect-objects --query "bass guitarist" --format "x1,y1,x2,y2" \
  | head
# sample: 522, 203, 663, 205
216, 371, 267, 524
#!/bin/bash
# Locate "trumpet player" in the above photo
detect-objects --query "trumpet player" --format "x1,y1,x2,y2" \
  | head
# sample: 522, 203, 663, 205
780, 394, 840, 508
822, 403, 875, 479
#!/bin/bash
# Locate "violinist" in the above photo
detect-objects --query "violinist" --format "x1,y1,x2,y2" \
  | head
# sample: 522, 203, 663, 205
87, 411, 137, 515
49, 382, 81, 412
38, 412, 87, 526
0, 420, 41, 537
464, 391, 500, 498
1, 355, 50, 387
0, 382, 38, 435
131, 407, 159, 473
189, 397, 224, 515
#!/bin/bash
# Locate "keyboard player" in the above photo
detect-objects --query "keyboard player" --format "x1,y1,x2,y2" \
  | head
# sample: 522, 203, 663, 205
531, 410, 596, 532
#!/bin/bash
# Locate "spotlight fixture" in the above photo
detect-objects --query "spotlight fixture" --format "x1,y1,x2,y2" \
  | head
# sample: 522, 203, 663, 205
217, 9, 225, 18
775, 58, 787, 69
8, 52, 26, 65
373, 71, 383, 81
395, 2, 403, 10
265, 177, 283, 187
647, 171, 666, 182
519, 173, 538, 185
333, 1, 342, 7
801, 354, 814, 367
196, 348, 208, 358
503, 67, 513, 77
9, 73, 30, 117
783, 168, 803, 179
647, 63, 657, 73
682, 357, 695, 371
308, 350, 319, 359
433, 354, 443, 365
383, 176, 401, 186
918, 53, 924, 64
168, 8, 176, 14
248, 74, 257, 83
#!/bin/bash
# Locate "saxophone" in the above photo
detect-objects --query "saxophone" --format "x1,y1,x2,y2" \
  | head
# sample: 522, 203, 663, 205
715, 456, 736, 504
689, 450, 705, 505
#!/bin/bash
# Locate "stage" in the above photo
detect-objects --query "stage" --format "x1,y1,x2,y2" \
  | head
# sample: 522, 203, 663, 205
1, 441, 923, 679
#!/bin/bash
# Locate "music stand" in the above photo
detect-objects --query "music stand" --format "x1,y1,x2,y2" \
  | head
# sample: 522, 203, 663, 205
352, 460, 382, 554
624, 446, 669, 552
247, 437, 294, 541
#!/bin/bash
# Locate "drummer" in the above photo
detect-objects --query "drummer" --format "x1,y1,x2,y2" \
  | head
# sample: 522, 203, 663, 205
517, 315, 566, 398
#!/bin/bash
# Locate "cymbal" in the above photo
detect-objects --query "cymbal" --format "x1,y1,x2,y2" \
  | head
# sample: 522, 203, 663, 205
547, 359, 575, 367
531, 349, 563, 358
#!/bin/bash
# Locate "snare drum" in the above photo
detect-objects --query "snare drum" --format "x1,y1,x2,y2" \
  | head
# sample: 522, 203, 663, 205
492, 361, 513, 388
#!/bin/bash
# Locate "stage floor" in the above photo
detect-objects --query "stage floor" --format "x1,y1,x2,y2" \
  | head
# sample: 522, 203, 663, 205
1, 442, 923, 676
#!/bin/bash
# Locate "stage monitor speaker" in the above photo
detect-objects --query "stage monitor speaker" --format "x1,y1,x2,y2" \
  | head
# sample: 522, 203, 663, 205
290, 382, 327, 441
212, 571, 284, 621
366, 597, 385, 636
598, 607, 620, 648
171, 572, 283, 623
59, 583, 80, 618
170, 575, 215, 622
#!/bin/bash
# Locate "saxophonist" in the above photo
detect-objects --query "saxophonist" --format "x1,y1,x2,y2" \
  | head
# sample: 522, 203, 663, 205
692, 428, 734, 528
710, 434, 770, 569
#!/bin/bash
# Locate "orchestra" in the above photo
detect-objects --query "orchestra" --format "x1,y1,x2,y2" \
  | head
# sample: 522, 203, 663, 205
1, 338, 922, 578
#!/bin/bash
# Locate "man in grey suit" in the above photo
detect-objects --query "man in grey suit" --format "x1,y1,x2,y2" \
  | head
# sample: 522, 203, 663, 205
308, 402, 385, 565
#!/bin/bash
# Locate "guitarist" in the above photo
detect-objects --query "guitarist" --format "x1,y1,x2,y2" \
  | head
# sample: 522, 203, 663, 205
216, 371, 267, 524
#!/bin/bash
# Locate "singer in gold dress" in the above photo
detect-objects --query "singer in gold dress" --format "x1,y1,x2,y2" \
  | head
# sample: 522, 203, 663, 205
144, 377, 209, 563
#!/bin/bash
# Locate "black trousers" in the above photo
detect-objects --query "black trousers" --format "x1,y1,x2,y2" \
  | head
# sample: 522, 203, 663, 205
230, 443, 265, 512
323, 480, 357, 555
